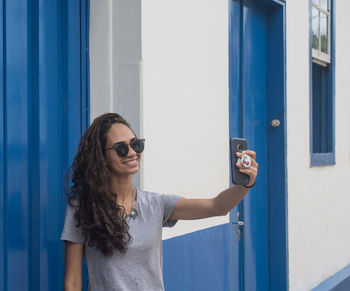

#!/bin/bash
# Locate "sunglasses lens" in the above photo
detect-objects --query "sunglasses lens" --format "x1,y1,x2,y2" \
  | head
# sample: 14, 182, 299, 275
131, 139, 144, 153
116, 143, 129, 157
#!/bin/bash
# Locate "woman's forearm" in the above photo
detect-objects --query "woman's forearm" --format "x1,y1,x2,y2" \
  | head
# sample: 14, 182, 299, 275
213, 185, 250, 216
64, 282, 82, 291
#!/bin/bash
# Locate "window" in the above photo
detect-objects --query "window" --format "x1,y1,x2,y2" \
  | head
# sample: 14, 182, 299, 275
312, 0, 330, 65
310, 0, 335, 166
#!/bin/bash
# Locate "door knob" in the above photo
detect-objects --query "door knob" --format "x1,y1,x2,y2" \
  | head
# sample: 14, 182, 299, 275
271, 119, 280, 128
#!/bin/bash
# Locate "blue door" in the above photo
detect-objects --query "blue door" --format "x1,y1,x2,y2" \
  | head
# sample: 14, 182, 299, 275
0, 0, 89, 290
229, 0, 287, 290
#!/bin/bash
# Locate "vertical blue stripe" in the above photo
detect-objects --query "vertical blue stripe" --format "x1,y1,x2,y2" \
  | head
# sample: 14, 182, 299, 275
228, 0, 244, 289
240, 2, 269, 289
38, 1, 66, 289
6, 0, 30, 289
28, 0, 41, 290
0, 1, 5, 290
266, 3, 288, 291
27, 0, 40, 290
79, 1, 90, 288
81, 0, 90, 132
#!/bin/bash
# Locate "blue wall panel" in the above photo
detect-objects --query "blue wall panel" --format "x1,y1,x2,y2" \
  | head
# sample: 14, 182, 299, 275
240, 2, 269, 290
228, 0, 287, 290
0, 1, 5, 290
163, 224, 236, 291
266, 4, 288, 291
0, 0, 89, 290
5, 1, 30, 289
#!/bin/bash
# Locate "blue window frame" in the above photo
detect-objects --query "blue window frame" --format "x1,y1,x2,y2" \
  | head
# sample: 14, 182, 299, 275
310, 0, 335, 166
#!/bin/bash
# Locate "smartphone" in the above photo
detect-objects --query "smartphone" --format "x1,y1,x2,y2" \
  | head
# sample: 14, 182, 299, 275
230, 137, 250, 186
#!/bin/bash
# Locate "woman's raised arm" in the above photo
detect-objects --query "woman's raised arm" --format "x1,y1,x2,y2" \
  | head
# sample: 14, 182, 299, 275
169, 150, 258, 221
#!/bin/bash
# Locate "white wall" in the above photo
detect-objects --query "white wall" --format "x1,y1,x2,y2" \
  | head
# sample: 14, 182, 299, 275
90, 0, 142, 134
286, 1, 350, 290
141, 0, 230, 239
90, 0, 230, 239
90, 0, 142, 186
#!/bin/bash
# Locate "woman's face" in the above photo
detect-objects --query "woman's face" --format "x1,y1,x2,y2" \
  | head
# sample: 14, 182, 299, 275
104, 123, 141, 177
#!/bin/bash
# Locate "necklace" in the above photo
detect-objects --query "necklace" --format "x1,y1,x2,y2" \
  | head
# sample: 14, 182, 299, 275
114, 188, 138, 219
126, 188, 138, 219
128, 207, 138, 218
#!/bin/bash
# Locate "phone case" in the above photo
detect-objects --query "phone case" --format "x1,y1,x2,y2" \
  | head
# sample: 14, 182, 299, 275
230, 137, 250, 186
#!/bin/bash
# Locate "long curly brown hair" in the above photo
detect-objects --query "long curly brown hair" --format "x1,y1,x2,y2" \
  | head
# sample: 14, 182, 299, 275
67, 113, 136, 256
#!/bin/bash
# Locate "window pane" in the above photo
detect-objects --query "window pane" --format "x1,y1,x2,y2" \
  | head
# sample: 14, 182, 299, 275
312, 63, 331, 153
312, 7, 320, 50
312, 0, 320, 6
320, 0, 328, 11
320, 12, 328, 53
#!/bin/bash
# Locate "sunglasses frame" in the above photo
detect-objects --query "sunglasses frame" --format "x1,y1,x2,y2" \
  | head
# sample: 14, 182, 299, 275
105, 138, 145, 157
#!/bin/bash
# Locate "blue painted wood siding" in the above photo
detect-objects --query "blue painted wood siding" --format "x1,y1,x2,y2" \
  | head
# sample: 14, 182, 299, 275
0, 0, 89, 290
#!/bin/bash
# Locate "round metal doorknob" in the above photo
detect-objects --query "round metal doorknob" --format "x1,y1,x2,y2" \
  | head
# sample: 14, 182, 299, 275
271, 119, 280, 128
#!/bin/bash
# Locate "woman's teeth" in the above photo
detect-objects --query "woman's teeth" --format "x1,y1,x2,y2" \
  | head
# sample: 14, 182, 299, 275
123, 159, 137, 165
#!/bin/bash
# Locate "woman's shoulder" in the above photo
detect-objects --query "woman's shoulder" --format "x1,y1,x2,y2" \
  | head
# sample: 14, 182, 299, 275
137, 188, 161, 200
137, 188, 170, 205
137, 188, 181, 206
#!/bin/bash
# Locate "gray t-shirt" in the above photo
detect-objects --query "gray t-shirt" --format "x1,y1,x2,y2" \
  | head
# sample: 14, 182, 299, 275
60, 188, 182, 291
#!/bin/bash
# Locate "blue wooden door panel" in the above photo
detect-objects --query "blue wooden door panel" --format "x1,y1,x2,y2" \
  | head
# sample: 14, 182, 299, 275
5, 1, 30, 289
229, 0, 287, 290
267, 6, 288, 291
241, 1, 270, 290
38, 1, 66, 289
228, 0, 245, 289
0, 0, 89, 290
0, 0, 5, 290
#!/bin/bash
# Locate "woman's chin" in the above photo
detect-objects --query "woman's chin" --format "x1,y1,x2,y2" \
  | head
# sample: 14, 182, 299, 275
110, 166, 139, 177
128, 167, 139, 174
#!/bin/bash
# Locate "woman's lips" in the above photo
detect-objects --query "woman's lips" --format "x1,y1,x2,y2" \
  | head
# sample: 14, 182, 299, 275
123, 158, 138, 167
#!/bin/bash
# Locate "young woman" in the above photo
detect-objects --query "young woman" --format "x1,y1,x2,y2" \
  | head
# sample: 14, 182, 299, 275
61, 113, 258, 291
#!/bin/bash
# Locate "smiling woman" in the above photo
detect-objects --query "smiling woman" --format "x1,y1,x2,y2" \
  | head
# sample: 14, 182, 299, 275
61, 112, 258, 291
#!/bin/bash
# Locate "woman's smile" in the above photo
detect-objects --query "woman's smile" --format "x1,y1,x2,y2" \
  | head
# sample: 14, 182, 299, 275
122, 158, 138, 167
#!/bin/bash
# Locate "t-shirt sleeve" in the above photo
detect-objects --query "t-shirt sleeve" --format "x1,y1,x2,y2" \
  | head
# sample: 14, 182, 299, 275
60, 204, 85, 244
162, 194, 182, 228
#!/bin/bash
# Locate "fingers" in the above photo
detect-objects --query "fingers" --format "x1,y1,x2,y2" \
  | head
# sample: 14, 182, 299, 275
237, 163, 258, 186
235, 150, 258, 186
238, 167, 257, 175
236, 150, 256, 160
236, 159, 258, 168
236, 151, 258, 167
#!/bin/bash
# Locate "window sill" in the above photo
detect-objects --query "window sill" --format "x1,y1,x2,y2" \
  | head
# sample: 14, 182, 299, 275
310, 152, 335, 167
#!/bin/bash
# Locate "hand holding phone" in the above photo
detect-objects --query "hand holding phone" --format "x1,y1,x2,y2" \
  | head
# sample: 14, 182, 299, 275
230, 137, 250, 186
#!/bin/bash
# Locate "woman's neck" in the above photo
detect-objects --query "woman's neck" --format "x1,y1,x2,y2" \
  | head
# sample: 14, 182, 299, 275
109, 174, 134, 203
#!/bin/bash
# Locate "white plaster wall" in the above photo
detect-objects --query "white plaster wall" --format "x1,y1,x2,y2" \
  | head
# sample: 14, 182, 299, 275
90, 0, 142, 134
286, 1, 350, 290
141, 0, 230, 239
90, 0, 142, 186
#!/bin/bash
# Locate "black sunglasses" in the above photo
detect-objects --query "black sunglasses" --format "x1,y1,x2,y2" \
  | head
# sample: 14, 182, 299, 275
105, 138, 145, 157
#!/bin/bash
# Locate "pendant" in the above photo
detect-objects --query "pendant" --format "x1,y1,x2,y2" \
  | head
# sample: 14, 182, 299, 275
128, 207, 138, 218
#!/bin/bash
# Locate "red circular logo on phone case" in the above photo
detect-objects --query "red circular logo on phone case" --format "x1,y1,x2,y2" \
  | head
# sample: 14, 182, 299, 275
239, 154, 251, 168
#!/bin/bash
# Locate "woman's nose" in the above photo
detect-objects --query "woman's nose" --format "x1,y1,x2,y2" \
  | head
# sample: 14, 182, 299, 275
127, 144, 137, 156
